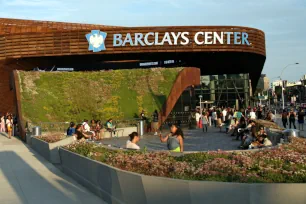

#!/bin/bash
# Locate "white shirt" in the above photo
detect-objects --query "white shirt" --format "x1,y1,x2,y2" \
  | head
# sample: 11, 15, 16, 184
212, 112, 217, 120
250, 111, 256, 119
6, 119, 13, 126
222, 110, 227, 119
82, 122, 90, 132
126, 140, 140, 150
263, 138, 272, 146
195, 113, 201, 122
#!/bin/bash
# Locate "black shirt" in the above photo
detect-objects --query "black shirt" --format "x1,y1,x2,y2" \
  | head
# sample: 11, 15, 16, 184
76, 130, 85, 140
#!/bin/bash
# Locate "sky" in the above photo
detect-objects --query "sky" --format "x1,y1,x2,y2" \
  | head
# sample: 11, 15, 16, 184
0, 0, 305, 82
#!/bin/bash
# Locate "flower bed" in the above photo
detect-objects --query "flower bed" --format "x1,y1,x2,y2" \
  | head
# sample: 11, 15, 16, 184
64, 137, 306, 183
36, 133, 67, 143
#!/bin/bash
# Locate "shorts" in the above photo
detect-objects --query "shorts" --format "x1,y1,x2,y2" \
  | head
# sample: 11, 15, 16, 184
7, 125, 12, 132
152, 122, 158, 129
170, 146, 181, 152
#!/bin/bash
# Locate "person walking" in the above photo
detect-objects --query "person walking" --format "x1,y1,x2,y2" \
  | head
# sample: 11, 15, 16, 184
281, 109, 288, 129
202, 112, 209, 132
297, 109, 305, 131
152, 110, 159, 135
289, 109, 297, 129
6, 115, 13, 139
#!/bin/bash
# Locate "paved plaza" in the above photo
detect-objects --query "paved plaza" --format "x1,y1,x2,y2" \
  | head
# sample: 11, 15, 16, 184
103, 115, 306, 151
103, 126, 243, 151
0, 133, 105, 204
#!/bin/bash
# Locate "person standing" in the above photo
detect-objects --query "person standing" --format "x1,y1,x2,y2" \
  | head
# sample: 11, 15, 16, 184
6, 115, 13, 139
195, 110, 201, 128
202, 112, 209, 132
281, 109, 288, 129
208, 109, 212, 126
289, 109, 297, 129
257, 107, 263, 120
249, 108, 256, 120
152, 110, 159, 135
159, 124, 184, 152
0, 115, 5, 132
224, 112, 232, 134
222, 108, 227, 122
212, 109, 217, 127
297, 109, 305, 131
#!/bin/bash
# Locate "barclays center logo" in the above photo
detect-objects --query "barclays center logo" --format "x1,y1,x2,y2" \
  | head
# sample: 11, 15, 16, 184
86, 30, 107, 52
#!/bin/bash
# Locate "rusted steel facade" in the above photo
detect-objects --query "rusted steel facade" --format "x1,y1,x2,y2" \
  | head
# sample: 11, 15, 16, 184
160, 68, 201, 126
0, 18, 266, 117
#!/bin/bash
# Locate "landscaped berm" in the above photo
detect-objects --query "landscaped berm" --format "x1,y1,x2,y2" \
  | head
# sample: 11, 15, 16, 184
17, 68, 183, 124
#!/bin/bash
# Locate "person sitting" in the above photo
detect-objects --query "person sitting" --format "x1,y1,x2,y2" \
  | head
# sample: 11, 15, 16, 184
126, 132, 140, 150
250, 135, 272, 149
95, 120, 104, 140
67, 122, 76, 136
239, 120, 257, 149
232, 117, 247, 140
75, 124, 90, 141
106, 119, 116, 135
82, 119, 95, 139
260, 136, 272, 147
257, 126, 267, 138
159, 124, 184, 152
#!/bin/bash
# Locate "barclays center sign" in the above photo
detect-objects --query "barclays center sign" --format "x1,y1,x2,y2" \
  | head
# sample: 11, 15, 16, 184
86, 30, 250, 52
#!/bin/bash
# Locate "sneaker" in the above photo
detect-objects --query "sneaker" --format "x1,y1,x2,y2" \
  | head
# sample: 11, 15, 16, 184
154, 132, 158, 136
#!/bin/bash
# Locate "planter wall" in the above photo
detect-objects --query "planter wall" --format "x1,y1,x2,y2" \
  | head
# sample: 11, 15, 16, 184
59, 148, 306, 204
31, 136, 75, 163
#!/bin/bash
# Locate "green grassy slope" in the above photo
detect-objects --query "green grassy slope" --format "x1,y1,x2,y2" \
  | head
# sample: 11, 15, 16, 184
18, 68, 183, 124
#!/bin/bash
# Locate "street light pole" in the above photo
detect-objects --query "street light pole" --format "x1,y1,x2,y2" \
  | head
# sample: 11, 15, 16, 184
278, 63, 299, 110
199, 95, 203, 115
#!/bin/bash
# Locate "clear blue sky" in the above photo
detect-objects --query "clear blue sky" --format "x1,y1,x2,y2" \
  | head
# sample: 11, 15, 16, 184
0, 0, 305, 82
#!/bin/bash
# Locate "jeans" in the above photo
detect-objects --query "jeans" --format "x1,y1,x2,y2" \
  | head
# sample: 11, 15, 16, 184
289, 119, 296, 129
202, 124, 208, 132
282, 119, 287, 129
298, 123, 304, 130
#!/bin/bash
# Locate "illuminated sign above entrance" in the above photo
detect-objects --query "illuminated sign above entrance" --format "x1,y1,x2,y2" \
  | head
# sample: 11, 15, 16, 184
86, 30, 250, 52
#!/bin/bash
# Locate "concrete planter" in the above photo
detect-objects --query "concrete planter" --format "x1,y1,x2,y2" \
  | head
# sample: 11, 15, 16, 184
103, 127, 137, 138
25, 132, 32, 145
31, 136, 75, 163
266, 128, 283, 145
59, 147, 306, 204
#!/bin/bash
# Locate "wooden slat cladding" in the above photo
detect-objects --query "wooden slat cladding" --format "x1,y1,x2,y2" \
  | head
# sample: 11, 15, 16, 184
0, 18, 266, 60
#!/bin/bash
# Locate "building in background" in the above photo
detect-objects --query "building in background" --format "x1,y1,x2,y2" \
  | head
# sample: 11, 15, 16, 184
271, 74, 306, 107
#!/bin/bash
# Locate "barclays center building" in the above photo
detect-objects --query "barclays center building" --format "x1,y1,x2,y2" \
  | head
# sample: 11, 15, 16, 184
0, 18, 266, 115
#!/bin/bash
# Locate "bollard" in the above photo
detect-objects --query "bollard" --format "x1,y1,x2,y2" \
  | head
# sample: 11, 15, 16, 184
139, 120, 144, 138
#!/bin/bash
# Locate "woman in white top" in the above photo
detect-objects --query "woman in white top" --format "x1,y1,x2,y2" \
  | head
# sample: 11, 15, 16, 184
195, 111, 201, 128
0, 116, 5, 132
126, 132, 140, 150
212, 110, 217, 127
6, 115, 13, 139
249, 109, 256, 120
